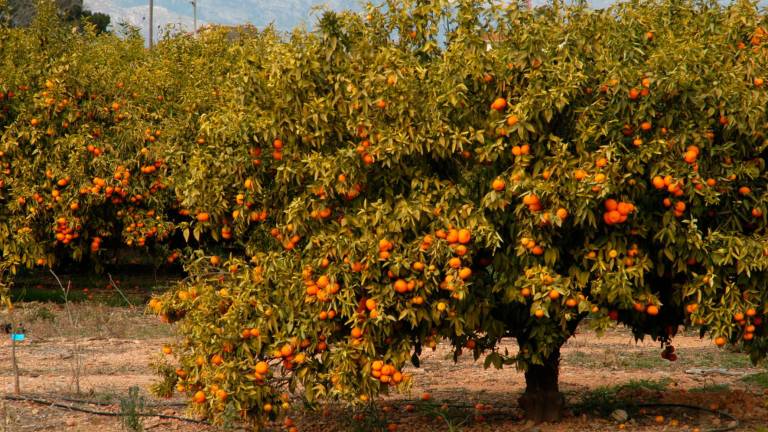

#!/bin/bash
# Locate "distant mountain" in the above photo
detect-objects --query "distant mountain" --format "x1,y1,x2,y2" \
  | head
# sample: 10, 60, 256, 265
83, 0, 363, 40
7, 0, 84, 26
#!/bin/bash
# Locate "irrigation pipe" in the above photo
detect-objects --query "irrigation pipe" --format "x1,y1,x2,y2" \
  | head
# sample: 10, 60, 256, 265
2, 394, 207, 425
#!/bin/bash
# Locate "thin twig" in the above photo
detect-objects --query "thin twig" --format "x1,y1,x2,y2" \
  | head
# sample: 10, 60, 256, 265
107, 273, 135, 309
49, 270, 82, 395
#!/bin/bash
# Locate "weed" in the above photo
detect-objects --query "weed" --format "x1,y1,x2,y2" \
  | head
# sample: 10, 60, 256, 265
742, 372, 768, 388
688, 384, 731, 393
119, 386, 145, 432
572, 378, 671, 417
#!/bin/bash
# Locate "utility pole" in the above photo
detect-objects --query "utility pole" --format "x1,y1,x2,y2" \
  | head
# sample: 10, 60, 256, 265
190, 0, 197, 35
149, 0, 154, 48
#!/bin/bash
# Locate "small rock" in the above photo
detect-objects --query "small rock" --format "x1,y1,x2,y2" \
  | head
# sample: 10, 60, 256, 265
611, 409, 629, 423
65, 417, 76, 426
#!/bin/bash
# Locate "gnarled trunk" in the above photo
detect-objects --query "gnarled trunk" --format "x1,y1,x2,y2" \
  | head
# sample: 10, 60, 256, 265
517, 347, 565, 423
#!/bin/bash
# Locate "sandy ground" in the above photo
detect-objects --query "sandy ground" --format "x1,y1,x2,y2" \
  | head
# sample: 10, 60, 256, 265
0, 302, 766, 431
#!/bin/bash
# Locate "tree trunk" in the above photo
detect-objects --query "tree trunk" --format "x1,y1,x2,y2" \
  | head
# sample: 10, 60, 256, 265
518, 347, 565, 423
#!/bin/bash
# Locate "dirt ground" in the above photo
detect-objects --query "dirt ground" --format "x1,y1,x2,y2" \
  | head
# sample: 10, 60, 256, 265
1, 302, 766, 432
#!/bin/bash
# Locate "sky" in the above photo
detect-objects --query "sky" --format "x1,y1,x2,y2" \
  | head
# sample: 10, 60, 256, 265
82, 0, 764, 42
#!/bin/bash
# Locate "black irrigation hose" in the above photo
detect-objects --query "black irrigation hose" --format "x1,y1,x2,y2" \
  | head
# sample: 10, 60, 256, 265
53, 395, 187, 408
2, 394, 208, 425
634, 402, 740, 432
3, 395, 742, 431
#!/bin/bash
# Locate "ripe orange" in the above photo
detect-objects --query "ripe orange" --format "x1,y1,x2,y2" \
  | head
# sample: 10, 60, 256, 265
458, 267, 472, 280
193, 391, 206, 404
365, 299, 377, 311
491, 178, 505, 191
394, 279, 408, 293
490, 97, 507, 111
714, 336, 727, 347
646, 305, 659, 316
255, 361, 269, 374
215, 389, 227, 401
556, 208, 568, 221
280, 344, 294, 357
457, 229, 471, 244
196, 212, 210, 222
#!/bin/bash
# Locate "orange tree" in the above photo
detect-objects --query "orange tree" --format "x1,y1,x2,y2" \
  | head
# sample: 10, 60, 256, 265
2, 0, 768, 426
0, 1, 231, 286
147, 0, 768, 425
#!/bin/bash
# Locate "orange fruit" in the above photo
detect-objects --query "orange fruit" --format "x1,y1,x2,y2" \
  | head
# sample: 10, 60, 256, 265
458, 267, 472, 280
365, 299, 377, 311
193, 391, 206, 404
490, 98, 507, 111
215, 389, 227, 401
491, 178, 505, 191
255, 361, 269, 374
646, 305, 659, 316
280, 344, 294, 357
457, 229, 471, 244
394, 279, 408, 293
714, 336, 727, 347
